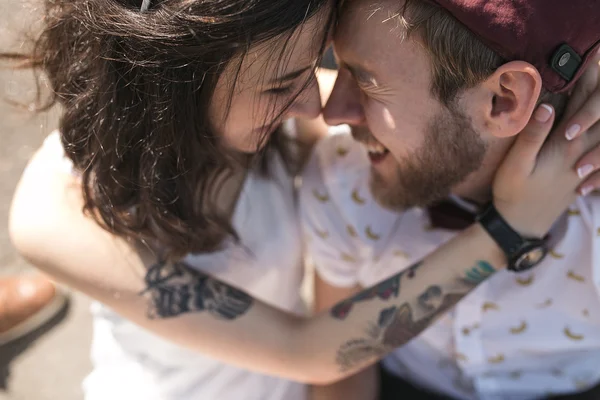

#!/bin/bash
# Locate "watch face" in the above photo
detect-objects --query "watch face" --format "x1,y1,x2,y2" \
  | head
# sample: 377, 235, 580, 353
513, 244, 547, 271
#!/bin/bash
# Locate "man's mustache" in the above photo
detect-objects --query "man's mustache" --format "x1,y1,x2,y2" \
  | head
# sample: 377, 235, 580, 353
350, 126, 380, 145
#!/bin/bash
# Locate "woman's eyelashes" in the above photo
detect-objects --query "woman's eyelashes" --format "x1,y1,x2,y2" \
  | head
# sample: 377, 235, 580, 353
264, 85, 295, 95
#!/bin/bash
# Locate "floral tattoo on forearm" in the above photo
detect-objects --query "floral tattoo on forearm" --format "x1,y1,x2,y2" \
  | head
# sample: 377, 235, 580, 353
332, 260, 495, 371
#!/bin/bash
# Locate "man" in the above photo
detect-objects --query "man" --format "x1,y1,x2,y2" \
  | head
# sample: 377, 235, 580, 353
301, 0, 600, 399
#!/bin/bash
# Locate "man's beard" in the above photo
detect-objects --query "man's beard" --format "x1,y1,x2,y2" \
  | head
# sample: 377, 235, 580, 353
370, 103, 487, 211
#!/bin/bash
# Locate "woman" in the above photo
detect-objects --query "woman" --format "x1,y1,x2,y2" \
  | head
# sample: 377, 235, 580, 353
4, 0, 600, 399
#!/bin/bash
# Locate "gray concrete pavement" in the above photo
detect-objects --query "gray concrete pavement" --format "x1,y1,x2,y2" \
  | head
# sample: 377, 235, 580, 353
0, 2, 93, 399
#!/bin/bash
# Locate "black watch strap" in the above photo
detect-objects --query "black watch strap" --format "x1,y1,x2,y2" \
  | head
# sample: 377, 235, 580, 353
476, 203, 548, 272
476, 203, 524, 256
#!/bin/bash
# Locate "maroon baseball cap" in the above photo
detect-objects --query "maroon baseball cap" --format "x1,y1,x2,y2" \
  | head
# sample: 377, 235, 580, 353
427, 0, 600, 93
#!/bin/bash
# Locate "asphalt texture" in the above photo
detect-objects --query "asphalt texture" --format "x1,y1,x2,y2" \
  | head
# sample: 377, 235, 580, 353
0, 2, 93, 400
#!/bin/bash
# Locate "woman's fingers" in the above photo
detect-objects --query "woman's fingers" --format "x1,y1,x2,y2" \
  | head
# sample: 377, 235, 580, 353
500, 104, 555, 177
578, 169, 600, 196
565, 88, 600, 141
575, 121, 600, 179
564, 56, 600, 140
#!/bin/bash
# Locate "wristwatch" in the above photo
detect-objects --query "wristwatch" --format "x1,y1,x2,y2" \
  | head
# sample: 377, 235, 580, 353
476, 203, 548, 272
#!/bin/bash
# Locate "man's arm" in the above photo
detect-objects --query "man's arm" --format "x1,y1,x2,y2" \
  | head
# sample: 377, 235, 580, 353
10, 96, 600, 385
10, 141, 506, 384
311, 272, 379, 400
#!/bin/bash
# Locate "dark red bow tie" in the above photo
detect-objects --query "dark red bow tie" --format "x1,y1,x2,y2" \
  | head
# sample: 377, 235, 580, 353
427, 200, 477, 231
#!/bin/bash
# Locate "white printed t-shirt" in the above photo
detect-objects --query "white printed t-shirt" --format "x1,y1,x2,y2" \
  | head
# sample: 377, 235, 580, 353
300, 126, 600, 400
36, 132, 308, 400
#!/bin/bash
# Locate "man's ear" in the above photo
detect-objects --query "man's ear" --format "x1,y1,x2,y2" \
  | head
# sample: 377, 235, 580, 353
480, 61, 542, 138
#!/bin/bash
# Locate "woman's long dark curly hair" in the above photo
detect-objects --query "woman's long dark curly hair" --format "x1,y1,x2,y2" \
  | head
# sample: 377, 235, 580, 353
3, 0, 334, 259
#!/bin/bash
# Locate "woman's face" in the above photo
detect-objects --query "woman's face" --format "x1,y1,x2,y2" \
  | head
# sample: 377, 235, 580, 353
209, 8, 329, 153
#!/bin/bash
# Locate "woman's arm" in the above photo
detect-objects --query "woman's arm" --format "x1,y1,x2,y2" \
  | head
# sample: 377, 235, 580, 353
10, 56, 600, 384
9, 101, 599, 385
6, 159, 498, 384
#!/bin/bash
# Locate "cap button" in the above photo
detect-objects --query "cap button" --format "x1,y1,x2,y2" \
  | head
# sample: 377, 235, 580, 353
550, 44, 582, 83
558, 53, 571, 67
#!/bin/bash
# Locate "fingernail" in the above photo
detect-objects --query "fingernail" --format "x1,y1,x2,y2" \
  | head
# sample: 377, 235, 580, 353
578, 164, 595, 179
566, 124, 582, 141
534, 104, 553, 123
581, 186, 594, 196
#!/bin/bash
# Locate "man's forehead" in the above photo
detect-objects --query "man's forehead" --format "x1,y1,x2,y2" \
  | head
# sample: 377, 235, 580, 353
334, 0, 406, 63
337, 0, 403, 23
335, 0, 405, 42
333, 0, 432, 90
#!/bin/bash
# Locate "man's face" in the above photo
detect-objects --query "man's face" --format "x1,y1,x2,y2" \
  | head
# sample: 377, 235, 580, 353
324, 0, 489, 210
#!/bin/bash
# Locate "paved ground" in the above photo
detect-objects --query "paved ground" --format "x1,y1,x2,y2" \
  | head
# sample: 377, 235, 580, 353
0, 2, 93, 400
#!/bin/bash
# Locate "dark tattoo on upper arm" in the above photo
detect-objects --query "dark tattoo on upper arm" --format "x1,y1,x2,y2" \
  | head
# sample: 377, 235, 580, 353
330, 261, 422, 320
141, 260, 253, 320
334, 260, 496, 372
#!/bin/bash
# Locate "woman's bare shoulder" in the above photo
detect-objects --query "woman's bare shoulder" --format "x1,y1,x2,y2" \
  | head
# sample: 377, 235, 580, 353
9, 138, 84, 252
8, 139, 147, 291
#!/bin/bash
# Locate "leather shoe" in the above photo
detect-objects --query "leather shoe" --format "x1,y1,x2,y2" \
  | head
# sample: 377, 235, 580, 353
0, 275, 68, 345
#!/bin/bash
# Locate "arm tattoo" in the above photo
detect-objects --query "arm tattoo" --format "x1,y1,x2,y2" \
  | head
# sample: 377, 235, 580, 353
330, 273, 401, 320
335, 259, 496, 371
463, 261, 495, 284
330, 261, 421, 320
141, 260, 253, 320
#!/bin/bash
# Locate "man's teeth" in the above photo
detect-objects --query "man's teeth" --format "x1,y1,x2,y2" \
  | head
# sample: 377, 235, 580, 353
364, 143, 387, 154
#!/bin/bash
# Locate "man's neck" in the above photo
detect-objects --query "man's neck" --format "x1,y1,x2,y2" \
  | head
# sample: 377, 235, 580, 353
448, 137, 514, 209
447, 194, 480, 213
450, 181, 492, 209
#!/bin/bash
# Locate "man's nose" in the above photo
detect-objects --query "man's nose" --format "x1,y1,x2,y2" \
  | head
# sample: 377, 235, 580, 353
323, 69, 366, 126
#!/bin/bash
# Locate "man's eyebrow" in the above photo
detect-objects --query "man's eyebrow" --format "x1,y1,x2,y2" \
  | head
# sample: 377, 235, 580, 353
342, 62, 375, 85
269, 66, 311, 84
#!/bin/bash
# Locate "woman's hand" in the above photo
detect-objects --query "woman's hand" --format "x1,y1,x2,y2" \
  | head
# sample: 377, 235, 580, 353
493, 55, 600, 238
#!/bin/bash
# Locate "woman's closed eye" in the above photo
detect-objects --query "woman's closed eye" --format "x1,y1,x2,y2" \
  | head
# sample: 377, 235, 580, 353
263, 64, 315, 97
264, 84, 295, 96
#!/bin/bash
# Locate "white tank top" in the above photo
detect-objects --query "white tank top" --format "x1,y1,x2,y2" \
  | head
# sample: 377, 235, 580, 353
40, 131, 308, 400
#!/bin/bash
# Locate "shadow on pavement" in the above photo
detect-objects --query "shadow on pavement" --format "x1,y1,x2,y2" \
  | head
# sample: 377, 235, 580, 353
0, 298, 71, 391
